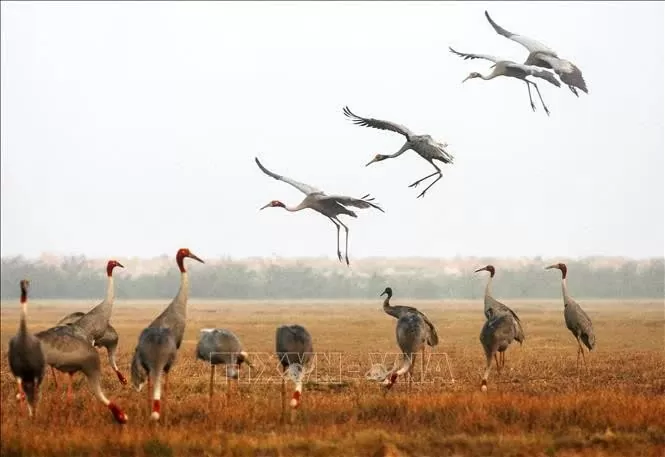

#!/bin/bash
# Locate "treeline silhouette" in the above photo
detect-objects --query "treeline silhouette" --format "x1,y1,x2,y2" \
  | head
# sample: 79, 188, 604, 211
1, 256, 663, 300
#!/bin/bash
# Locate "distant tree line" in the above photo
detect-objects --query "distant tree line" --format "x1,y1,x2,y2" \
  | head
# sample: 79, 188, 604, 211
1, 256, 663, 300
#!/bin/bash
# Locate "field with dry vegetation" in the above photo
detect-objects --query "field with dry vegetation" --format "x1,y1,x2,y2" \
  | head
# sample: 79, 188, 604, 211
1, 298, 664, 457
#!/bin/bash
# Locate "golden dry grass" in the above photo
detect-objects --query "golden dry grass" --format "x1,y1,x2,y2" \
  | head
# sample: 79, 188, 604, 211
1, 298, 664, 457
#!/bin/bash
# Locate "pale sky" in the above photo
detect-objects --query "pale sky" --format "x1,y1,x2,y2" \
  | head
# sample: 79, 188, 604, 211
1, 1, 663, 260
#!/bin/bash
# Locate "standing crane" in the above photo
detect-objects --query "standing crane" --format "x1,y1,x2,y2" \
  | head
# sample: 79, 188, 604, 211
449, 46, 561, 115
52, 260, 127, 387
275, 324, 313, 419
381, 311, 428, 392
35, 325, 127, 424
195, 328, 251, 402
343, 106, 454, 199
8, 279, 46, 417
484, 10, 588, 96
130, 248, 204, 421
546, 263, 596, 370
255, 157, 384, 266
474, 265, 525, 371
380, 287, 439, 382
479, 308, 517, 392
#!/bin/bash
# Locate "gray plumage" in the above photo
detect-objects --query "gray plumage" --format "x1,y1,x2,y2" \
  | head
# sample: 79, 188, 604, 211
8, 280, 46, 417
343, 106, 454, 199
256, 157, 384, 266
479, 308, 517, 391
383, 311, 428, 390
475, 265, 525, 345
35, 324, 127, 423
546, 263, 596, 368
449, 46, 561, 115
484, 10, 588, 96
130, 327, 177, 421
196, 328, 249, 396
380, 287, 439, 347
275, 325, 313, 410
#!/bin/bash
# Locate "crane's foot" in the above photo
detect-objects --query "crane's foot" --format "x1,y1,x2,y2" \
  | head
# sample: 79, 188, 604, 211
345, 255, 350, 266
337, 251, 343, 262
530, 102, 536, 112
416, 189, 428, 199
408, 181, 421, 189
544, 106, 551, 116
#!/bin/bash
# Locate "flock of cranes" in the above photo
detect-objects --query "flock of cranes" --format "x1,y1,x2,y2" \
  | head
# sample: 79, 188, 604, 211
7, 10, 594, 426
8, 251, 596, 424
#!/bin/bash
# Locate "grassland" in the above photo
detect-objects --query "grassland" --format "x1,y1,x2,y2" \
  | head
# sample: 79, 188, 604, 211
1, 298, 664, 457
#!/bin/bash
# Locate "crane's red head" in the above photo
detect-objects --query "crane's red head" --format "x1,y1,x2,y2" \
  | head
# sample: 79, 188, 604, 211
462, 72, 482, 83
106, 260, 124, 277
259, 200, 285, 210
366, 154, 388, 167
474, 265, 495, 277
20, 279, 30, 303
545, 262, 567, 279
176, 248, 205, 272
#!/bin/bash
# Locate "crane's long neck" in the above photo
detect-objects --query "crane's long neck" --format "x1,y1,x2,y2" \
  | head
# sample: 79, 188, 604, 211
382, 292, 399, 318
19, 291, 28, 336
171, 271, 189, 315
283, 201, 308, 212
387, 142, 411, 158
484, 275, 493, 298
105, 274, 115, 305
561, 276, 571, 304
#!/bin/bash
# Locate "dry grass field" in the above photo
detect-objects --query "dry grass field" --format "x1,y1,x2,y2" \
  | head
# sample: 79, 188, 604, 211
1, 298, 664, 457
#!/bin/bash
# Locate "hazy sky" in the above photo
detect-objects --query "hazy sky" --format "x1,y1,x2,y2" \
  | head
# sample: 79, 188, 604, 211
1, 1, 663, 260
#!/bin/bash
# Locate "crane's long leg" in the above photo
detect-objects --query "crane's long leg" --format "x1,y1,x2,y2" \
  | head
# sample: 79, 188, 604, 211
334, 217, 351, 266
576, 337, 588, 369
280, 367, 286, 423
51, 367, 59, 388
327, 216, 342, 263
494, 353, 502, 375
525, 81, 536, 111
481, 352, 492, 392
411, 162, 442, 199
209, 364, 215, 401
421, 347, 425, 383
529, 81, 551, 116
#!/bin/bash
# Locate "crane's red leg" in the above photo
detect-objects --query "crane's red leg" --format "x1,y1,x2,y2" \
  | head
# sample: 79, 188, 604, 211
147, 376, 152, 414
494, 353, 502, 375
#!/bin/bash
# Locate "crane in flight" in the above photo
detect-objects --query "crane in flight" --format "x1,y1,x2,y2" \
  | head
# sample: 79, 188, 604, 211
449, 46, 561, 115
255, 157, 384, 266
484, 10, 588, 97
343, 106, 454, 199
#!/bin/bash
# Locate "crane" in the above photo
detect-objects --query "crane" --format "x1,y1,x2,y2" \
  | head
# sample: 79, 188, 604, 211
195, 328, 251, 402
52, 260, 127, 387
380, 287, 439, 382
130, 247, 204, 421
55, 313, 124, 388
484, 10, 588, 96
35, 325, 127, 424
449, 46, 561, 115
479, 308, 517, 392
474, 265, 525, 371
255, 157, 384, 266
546, 263, 596, 370
343, 106, 454, 199
275, 324, 313, 419
8, 279, 46, 417
381, 311, 428, 393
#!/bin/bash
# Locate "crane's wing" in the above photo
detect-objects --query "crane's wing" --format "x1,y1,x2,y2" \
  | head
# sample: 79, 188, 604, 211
255, 157, 323, 196
343, 106, 414, 139
505, 62, 561, 88
484, 11, 556, 55
448, 46, 499, 64
533, 54, 588, 94
319, 194, 385, 213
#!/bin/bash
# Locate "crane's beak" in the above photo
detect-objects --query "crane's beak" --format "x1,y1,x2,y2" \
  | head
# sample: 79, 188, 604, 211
474, 267, 486, 273
545, 264, 558, 270
259, 202, 272, 210
380, 291, 386, 297
188, 252, 205, 264
462, 75, 472, 83
116, 262, 125, 269
366, 157, 380, 167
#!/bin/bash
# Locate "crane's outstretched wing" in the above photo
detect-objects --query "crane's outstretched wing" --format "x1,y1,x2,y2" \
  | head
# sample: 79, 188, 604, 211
448, 46, 499, 64
320, 194, 385, 213
484, 11, 556, 55
533, 54, 588, 94
255, 157, 323, 196
506, 62, 562, 88
343, 106, 414, 139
